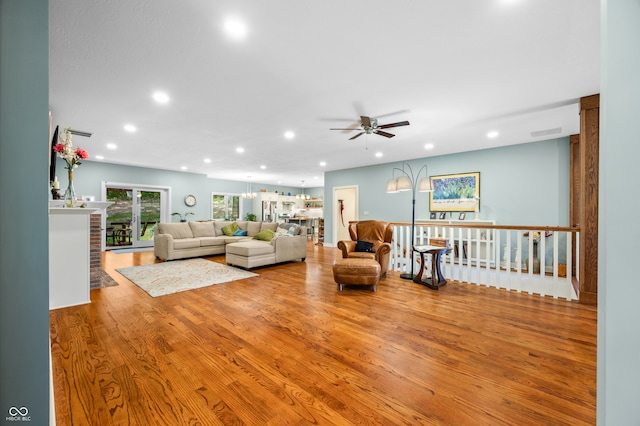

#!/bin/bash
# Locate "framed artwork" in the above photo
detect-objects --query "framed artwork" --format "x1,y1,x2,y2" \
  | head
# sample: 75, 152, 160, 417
459, 212, 466, 220
430, 212, 436, 220
439, 212, 446, 220
429, 172, 480, 212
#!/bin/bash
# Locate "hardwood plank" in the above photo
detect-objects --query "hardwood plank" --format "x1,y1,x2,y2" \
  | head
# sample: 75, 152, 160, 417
50, 242, 597, 425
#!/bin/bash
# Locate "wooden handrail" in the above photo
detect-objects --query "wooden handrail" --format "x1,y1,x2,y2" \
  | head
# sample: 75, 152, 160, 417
389, 221, 580, 233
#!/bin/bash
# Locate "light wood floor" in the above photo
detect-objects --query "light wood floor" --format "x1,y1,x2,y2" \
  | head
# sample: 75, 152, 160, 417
50, 242, 597, 425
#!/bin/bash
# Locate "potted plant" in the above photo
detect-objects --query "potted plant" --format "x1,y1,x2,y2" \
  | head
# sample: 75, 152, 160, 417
172, 212, 194, 222
244, 213, 257, 221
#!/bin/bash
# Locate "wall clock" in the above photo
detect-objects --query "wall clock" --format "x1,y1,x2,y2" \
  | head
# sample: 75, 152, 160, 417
184, 194, 197, 207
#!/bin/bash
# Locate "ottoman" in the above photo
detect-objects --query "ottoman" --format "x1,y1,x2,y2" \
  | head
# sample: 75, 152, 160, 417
226, 240, 275, 269
332, 258, 381, 292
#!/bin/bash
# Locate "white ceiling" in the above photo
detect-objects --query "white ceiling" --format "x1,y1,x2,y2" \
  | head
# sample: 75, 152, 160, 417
49, 0, 600, 189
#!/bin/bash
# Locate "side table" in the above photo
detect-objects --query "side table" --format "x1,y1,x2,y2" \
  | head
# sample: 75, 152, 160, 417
413, 244, 451, 290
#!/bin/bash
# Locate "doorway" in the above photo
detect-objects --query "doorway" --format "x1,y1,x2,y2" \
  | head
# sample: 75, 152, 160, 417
101, 183, 170, 249
333, 185, 358, 244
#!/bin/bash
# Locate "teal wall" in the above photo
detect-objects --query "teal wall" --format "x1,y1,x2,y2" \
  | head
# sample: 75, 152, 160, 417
0, 0, 50, 422
598, 0, 640, 423
60, 160, 323, 221
323, 137, 570, 245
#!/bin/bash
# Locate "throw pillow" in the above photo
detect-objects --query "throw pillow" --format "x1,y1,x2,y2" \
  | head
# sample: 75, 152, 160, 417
355, 240, 374, 253
232, 229, 248, 236
280, 223, 301, 236
221, 222, 239, 236
276, 226, 290, 236
253, 229, 276, 241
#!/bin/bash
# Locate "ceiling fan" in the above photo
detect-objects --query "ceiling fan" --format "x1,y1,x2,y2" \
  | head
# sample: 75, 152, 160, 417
330, 115, 410, 140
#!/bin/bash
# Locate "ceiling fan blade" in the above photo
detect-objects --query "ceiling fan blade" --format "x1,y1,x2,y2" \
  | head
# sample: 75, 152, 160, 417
360, 116, 372, 128
378, 120, 410, 129
374, 130, 395, 138
349, 132, 365, 140
374, 109, 410, 119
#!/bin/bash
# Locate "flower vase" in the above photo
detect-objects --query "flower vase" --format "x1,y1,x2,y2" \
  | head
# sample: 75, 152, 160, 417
64, 170, 76, 208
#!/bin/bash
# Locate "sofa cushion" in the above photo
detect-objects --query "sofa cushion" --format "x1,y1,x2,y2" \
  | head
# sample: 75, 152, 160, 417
174, 238, 201, 250
157, 222, 194, 239
233, 229, 248, 236
221, 222, 240, 236
226, 241, 275, 257
189, 221, 216, 237
199, 237, 226, 247
224, 236, 252, 244
247, 221, 262, 236
253, 229, 276, 241
260, 222, 278, 232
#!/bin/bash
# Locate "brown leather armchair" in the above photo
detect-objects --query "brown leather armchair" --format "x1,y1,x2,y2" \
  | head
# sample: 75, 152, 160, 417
337, 220, 393, 277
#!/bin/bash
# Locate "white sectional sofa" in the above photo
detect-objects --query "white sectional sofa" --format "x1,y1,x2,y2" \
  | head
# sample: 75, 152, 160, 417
153, 221, 307, 268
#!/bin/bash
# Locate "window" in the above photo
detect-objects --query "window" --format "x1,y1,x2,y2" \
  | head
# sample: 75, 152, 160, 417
212, 193, 241, 220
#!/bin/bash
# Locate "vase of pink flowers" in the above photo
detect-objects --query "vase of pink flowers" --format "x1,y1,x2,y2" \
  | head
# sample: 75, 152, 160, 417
53, 127, 89, 207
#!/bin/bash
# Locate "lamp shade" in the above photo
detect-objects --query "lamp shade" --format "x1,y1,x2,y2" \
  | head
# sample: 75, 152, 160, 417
386, 179, 398, 193
418, 177, 433, 192
396, 175, 412, 191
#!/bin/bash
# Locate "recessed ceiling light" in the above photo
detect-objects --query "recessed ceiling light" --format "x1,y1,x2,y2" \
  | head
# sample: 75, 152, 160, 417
314, 176, 319, 179
487, 131, 499, 139
224, 18, 248, 39
95, 155, 104, 160
124, 124, 137, 133
319, 161, 327, 167
375, 152, 383, 158
260, 165, 266, 169
204, 158, 211, 163
106, 143, 117, 150
236, 147, 245, 153
181, 166, 187, 171
152, 91, 170, 104
284, 131, 295, 139
424, 143, 434, 150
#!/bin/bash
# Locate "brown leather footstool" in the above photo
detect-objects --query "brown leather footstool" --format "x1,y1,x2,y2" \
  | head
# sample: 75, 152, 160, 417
332, 258, 381, 292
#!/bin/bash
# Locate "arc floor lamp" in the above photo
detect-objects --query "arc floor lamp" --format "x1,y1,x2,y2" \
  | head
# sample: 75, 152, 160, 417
386, 162, 433, 280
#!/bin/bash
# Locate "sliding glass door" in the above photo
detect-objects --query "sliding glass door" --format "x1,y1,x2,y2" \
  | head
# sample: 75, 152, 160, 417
102, 183, 169, 249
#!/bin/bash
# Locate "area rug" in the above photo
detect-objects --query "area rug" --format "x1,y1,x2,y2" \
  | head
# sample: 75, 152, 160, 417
115, 258, 257, 297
